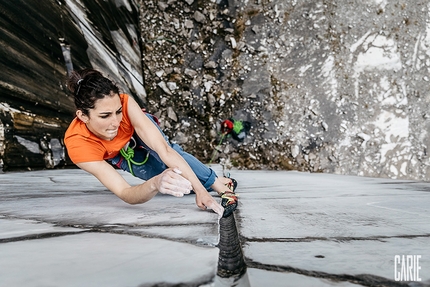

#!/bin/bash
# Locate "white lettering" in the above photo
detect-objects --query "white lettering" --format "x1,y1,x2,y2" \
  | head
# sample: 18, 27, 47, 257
394, 255, 422, 281
401, 255, 406, 281
407, 255, 413, 280
394, 255, 401, 281
417, 255, 422, 281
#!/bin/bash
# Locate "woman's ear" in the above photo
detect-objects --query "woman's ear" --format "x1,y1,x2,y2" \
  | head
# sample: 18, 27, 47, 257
76, 110, 89, 123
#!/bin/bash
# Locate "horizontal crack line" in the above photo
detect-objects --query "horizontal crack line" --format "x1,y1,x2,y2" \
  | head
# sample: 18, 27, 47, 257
241, 233, 430, 243
60, 222, 217, 229
245, 259, 414, 287
0, 230, 90, 243
0, 215, 217, 246
0, 227, 217, 247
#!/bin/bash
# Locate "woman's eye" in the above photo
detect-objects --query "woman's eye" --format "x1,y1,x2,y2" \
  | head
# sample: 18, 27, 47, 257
116, 109, 123, 115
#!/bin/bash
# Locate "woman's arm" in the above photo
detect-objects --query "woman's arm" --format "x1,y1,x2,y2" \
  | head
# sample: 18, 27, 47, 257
77, 161, 192, 204
127, 96, 224, 215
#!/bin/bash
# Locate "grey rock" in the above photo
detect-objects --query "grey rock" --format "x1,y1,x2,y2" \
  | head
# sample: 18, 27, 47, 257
204, 81, 213, 92
167, 82, 178, 91
155, 70, 164, 78
157, 2, 168, 11
204, 61, 217, 69
184, 19, 194, 29
167, 107, 178, 122
173, 131, 188, 144
193, 11, 206, 24
291, 145, 300, 158
157, 81, 173, 95
184, 68, 198, 78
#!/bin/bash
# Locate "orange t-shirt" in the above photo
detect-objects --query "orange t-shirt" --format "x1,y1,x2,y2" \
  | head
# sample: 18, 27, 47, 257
64, 94, 135, 164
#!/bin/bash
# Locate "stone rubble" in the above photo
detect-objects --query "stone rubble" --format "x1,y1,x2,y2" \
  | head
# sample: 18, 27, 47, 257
2, 0, 430, 181
139, 0, 430, 181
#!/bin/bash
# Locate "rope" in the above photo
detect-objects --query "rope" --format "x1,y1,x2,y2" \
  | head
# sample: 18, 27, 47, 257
120, 146, 149, 176
209, 133, 227, 164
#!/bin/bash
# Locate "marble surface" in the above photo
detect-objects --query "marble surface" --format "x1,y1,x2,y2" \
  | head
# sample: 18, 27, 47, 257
0, 166, 429, 286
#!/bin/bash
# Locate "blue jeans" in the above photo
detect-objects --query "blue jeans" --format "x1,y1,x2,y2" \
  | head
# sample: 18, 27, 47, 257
109, 114, 217, 190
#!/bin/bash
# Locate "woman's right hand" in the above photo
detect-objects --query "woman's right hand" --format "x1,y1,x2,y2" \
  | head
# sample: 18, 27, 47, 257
155, 168, 192, 197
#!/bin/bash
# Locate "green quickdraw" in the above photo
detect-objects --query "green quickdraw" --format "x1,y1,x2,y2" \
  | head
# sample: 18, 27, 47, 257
120, 146, 149, 176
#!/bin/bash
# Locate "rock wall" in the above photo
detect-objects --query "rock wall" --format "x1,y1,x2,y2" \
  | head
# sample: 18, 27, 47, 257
0, 0, 144, 170
2, 0, 430, 181
140, 0, 430, 180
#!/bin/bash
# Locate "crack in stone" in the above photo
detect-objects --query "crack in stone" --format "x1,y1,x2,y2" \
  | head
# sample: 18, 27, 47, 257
59, 222, 217, 228
136, 277, 214, 287
216, 213, 250, 286
0, 225, 217, 248
217, 214, 247, 278
0, 230, 89, 243
245, 259, 416, 287
0, 215, 217, 246
240, 234, 430, 243
378, 182, 417, 185
86, 226, 217, 247
60, 223, 218, 246
0, 193, 108, 201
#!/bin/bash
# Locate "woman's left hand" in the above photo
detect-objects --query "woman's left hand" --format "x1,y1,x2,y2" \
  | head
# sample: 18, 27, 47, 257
155, 168, 192, 197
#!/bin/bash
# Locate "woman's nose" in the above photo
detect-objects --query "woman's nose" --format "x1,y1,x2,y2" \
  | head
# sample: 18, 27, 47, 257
112, 115, 121, 126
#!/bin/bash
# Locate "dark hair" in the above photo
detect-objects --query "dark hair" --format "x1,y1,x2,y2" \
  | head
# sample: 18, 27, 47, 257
67, 68, 120, 115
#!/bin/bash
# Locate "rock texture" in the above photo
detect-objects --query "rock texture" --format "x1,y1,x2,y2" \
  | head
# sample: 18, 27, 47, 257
139, 0, 430, 180
2, 0, 430, 181
0, 0, 143, 170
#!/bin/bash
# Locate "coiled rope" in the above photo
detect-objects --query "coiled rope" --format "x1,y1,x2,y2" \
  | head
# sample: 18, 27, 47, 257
120, 146, 149, 176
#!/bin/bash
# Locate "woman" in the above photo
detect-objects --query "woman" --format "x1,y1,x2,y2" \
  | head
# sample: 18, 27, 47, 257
64, 68, 238, 217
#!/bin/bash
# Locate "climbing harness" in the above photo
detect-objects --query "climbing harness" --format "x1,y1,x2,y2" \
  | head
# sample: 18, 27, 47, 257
117, 112, 160, 176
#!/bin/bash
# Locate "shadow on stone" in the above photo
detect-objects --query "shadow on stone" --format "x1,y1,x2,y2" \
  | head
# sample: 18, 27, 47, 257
215, 213, 250, 287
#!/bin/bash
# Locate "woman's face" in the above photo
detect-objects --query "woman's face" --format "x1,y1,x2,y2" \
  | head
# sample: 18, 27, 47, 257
79, 94, 123, 141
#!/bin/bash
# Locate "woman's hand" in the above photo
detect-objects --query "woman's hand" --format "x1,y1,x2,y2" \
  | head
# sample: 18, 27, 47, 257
155, 168, 192, 197
156, 168, 224, 216
128, 97, 224, 216
195, 192, 224, 217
